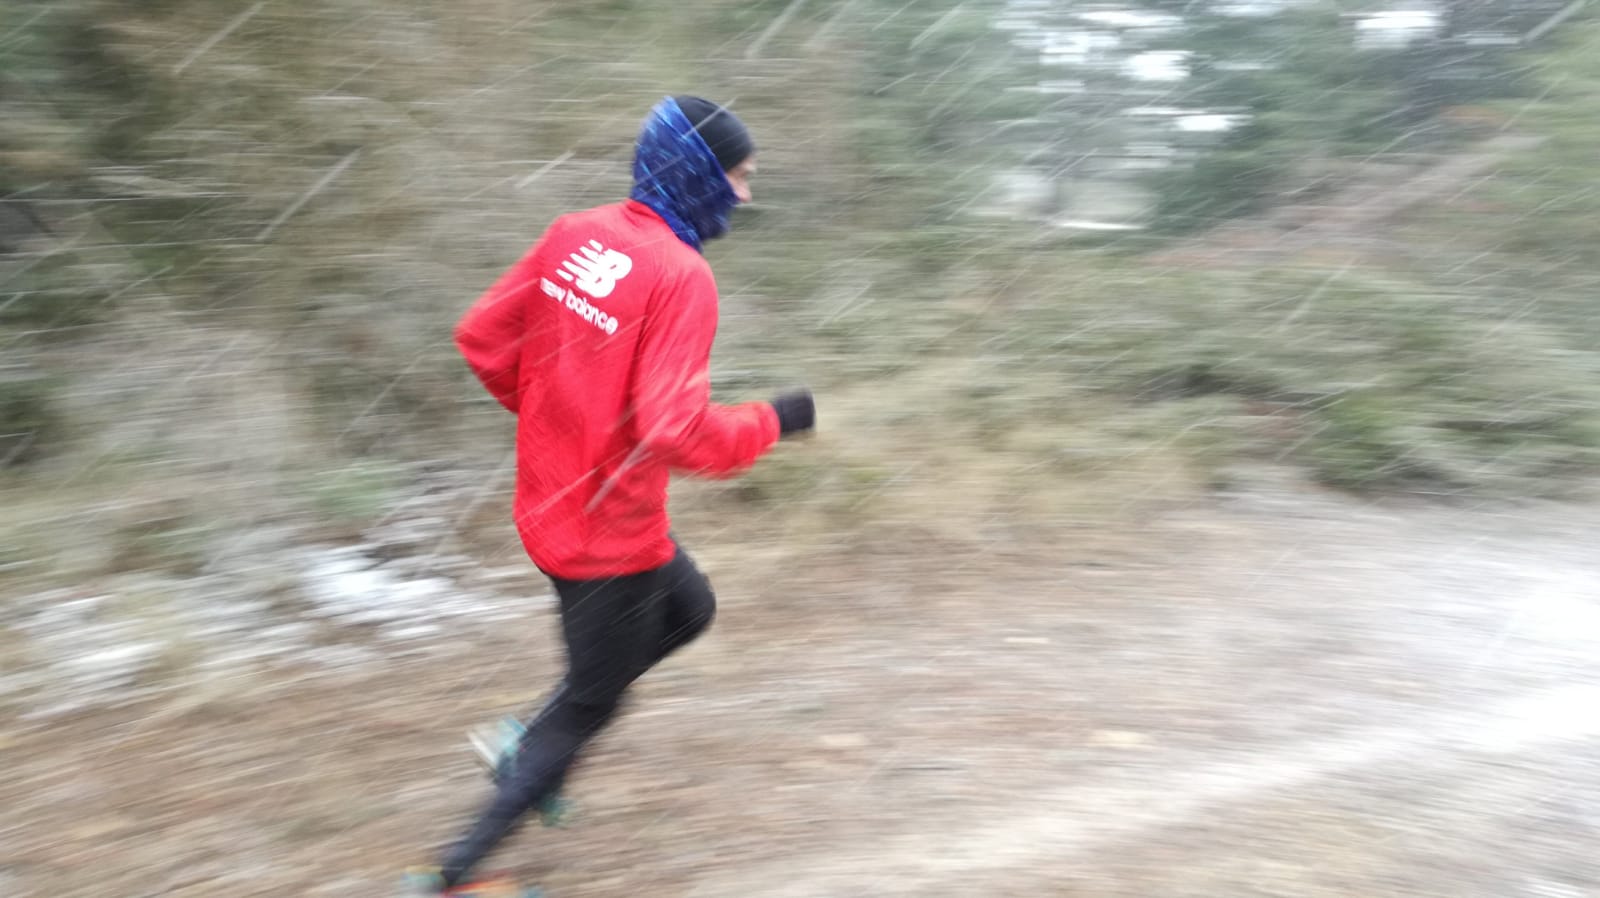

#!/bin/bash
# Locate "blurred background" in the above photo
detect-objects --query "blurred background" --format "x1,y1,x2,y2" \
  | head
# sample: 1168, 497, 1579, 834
3, 1, 1599, 896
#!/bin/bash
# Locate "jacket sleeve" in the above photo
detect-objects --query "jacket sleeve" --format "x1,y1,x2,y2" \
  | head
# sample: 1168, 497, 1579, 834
630, 262, 781, 478
455, 246, 539, 413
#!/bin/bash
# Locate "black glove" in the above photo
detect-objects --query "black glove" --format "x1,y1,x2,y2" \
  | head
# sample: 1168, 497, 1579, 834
771, 389, 815, 438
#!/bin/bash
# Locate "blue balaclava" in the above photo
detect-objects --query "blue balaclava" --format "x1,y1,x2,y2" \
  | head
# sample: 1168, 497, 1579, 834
629, 96, 752, 252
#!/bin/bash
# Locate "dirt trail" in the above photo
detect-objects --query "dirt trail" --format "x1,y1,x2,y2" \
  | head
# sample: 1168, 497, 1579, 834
4, 478, 1598, 897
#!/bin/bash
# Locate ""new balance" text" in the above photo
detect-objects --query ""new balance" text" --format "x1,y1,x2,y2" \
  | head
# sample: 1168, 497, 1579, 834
541, 277, 619, 335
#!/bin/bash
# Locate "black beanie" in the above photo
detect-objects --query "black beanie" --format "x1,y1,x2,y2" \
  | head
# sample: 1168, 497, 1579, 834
673, 95, 755, 173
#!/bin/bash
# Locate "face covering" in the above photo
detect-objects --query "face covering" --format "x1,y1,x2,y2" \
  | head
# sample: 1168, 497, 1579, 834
629, 96, 740, 252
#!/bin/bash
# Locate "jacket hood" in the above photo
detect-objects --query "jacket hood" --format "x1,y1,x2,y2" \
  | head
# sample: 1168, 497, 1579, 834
628, 96, 739, 252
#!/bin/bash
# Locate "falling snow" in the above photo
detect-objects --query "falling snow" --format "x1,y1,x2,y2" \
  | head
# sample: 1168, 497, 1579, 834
3, 0, 1599, 895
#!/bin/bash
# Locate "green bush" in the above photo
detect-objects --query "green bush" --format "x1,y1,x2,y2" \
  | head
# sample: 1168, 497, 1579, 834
950, 261, 1600, 496
0, 369, 60, 467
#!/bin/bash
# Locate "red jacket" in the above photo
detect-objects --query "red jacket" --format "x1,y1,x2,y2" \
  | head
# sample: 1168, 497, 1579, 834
455, 200, 781, 579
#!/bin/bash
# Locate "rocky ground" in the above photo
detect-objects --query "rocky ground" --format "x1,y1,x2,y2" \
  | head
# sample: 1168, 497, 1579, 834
3, 470, 1598, 897
0, 467, 549, 724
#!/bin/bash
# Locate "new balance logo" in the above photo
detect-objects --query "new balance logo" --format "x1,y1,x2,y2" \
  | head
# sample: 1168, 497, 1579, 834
556, 240, 632, 299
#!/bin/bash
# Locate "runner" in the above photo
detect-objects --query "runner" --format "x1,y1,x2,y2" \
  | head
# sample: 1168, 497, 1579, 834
403, 94, 815, 896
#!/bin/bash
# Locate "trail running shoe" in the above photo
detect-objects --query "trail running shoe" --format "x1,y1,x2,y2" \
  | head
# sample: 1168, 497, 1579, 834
400, 866, 543, 897
468, 715, 526, 782
466, 715, 572, 827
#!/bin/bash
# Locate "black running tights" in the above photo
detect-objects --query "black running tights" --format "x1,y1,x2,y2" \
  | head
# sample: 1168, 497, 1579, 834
438, 543, 716, 887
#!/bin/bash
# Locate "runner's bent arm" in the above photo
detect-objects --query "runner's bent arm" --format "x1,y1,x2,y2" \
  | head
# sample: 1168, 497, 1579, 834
456, 247, 539, 413
629, 263, 780, 477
